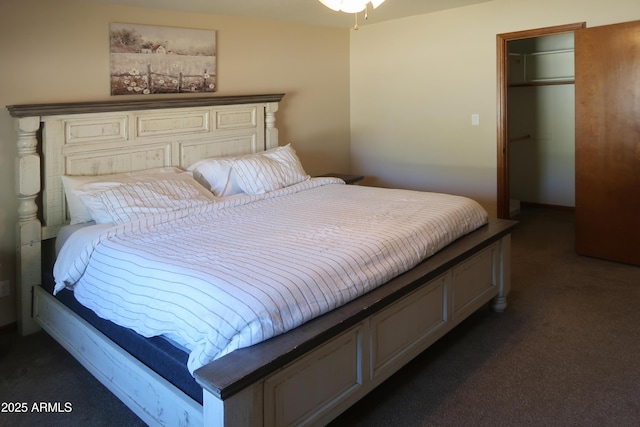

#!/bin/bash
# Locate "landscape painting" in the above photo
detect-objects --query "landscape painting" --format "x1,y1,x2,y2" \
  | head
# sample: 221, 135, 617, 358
109, 23, 216, 96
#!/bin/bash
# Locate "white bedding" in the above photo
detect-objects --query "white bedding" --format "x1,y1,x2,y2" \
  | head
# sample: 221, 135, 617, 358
54, 178, 488, 374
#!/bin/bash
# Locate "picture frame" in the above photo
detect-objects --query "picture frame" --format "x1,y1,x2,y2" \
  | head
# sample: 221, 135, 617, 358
109, 23, 216, 96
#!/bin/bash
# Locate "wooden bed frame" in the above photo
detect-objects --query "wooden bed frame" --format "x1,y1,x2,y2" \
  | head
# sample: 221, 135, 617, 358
8, 94, 517, 426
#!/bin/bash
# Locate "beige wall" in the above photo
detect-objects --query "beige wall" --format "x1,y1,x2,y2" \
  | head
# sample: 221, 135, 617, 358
509, 84, 576, 207
350, 0, 640, 217
0, 0, 350, 327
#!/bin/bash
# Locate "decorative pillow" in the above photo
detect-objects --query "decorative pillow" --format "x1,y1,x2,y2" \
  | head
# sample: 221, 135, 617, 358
188, 144, 309, 197
230, 155, 288, 195
187, 158, 244, 197
262, 144, 309, 187
77, 175, 216, 225
61, 167, 183, 225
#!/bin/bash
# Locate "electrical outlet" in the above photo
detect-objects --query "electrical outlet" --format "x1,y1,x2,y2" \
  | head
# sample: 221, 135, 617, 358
0, 281, 10, 298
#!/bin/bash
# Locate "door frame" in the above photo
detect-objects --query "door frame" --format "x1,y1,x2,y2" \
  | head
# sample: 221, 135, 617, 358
496, 22, 586, 219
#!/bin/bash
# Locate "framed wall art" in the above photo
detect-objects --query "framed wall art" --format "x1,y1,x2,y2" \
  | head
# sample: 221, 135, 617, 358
109, 23, 216, 96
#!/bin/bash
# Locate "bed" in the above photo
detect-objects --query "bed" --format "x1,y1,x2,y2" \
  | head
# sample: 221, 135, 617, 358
8, 94, 516, 426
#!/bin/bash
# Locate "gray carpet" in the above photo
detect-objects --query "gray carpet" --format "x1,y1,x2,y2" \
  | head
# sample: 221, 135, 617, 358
1, 207, 639, 426
331, 207, 640, 426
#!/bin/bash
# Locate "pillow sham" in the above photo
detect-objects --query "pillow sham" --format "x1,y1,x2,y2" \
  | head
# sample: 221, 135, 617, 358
187, 144, 309, 197
262, 144, 309, 187
187, 158, 244, 198
77, 174, 216, 225
61, 167, 183, 225
230, 155, 288, 195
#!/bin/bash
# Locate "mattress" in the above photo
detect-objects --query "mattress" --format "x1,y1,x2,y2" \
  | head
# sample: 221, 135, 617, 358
42, 255, 202, 404
54, 179, 488, 375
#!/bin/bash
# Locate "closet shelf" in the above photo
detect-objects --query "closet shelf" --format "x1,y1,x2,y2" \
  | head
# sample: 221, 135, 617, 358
509, 80, 574, 87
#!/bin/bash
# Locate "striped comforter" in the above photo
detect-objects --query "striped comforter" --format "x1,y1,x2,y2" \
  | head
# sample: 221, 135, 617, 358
54, 178, 488, 374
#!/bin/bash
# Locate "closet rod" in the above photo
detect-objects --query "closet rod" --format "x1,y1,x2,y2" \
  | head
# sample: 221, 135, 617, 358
509, 134, 532, 143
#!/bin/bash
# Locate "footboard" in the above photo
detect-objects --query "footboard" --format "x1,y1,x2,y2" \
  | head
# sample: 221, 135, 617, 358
30, 220, 513, 427
33, 286, 203, 426
196, 220, 515, 426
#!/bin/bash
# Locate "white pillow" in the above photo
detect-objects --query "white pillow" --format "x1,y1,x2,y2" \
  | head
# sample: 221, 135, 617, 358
187, 158, 244, 197
262, 144, 309, 187
230, 155, 288, 195
61, 167, 183, 225
78, 175, 216, 224
188, 144, 309, 197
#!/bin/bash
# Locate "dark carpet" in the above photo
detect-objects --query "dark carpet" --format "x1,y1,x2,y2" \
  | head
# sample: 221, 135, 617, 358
1, 206, 639, 426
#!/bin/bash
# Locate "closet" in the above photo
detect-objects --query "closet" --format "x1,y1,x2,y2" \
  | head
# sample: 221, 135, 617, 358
507, 33, 575, 217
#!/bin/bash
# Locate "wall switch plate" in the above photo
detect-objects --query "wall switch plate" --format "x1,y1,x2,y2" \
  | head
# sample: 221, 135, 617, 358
471, 114, 480, 126
0, 281, 10, 298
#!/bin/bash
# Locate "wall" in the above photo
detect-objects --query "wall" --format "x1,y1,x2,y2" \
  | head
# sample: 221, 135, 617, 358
349, 0, 640, 218
0, 0, 350, 327
509, 84, 576, 207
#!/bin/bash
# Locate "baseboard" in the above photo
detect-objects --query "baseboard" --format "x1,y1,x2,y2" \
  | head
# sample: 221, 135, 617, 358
520, 201, 575, 212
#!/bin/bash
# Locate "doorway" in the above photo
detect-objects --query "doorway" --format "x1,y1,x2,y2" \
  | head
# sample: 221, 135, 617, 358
496, 22, 585, 219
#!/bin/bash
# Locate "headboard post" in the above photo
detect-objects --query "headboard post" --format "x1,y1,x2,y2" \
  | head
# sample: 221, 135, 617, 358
15, 116, 43, 335
265, 102, 279, 150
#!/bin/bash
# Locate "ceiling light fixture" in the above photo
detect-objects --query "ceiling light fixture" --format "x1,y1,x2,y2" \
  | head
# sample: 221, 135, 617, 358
318, 0, 386, 30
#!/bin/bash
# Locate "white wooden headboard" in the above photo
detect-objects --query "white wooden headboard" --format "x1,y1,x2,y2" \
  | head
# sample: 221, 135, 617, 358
7, 94, 284, 335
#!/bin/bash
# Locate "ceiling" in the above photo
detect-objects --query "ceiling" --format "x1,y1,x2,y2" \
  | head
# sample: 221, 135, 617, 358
81, 0, 492, 28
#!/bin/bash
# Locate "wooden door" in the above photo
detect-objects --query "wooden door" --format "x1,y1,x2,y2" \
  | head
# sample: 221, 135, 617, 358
575, 20, 640, 266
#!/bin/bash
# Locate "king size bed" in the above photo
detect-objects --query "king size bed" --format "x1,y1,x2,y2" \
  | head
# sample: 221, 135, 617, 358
8, 94, 516, 426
